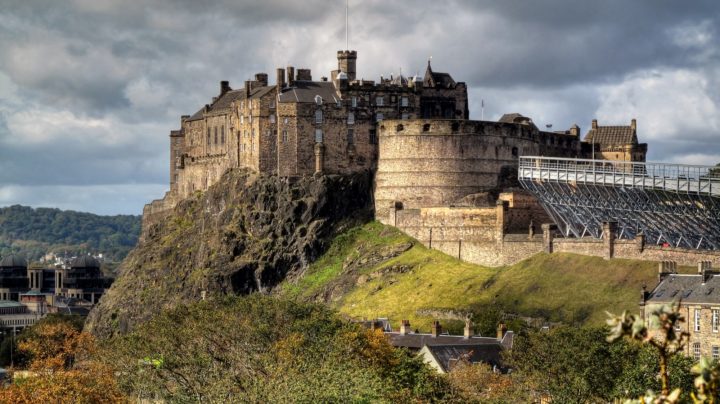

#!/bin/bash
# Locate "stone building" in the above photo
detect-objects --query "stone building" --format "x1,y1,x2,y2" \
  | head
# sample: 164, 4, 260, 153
641, 261, 720, 360
583, 118, 647, 162
0, 254, 112, 308
166, 50, 469, 201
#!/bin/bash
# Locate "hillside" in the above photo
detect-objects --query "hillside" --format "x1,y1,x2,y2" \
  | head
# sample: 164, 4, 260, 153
0, 205, 141, 262
278, 221, 689, 334
85, 168, 372, 337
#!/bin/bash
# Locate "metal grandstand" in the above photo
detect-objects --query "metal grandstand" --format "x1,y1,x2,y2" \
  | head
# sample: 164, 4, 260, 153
518, 156, 720, 250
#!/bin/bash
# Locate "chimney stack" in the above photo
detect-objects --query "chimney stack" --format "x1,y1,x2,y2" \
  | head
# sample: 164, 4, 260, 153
276, 68, 286, 93
569, 124, 580, 137
220, 80, 231, 96
255, 73, 268, 87
497, 323, 507, 340
464, 319, 472, 339
631, 118, 637, 132
296, 68, 312, 81
400, 320, 411, 335
245, 80, 251, 98
431, 320, 441, 337
699, 261, 713, 284
659, 261, 677, 281
592, 119, 598, 129
287, 66, 295, 87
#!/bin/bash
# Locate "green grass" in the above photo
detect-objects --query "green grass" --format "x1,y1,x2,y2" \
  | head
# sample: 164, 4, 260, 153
279, 221, 689, 333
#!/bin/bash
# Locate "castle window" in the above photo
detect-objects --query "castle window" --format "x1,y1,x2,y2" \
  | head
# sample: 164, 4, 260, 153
376, 113, 384, 122
401, 97, 409, 107
347, 128, 354, 144
512, 147, 519, 157
369, 129, 377, 144
696, 309, 701, 332
390, 95, 397, 103
207, 128, 211, 145
347, 112, 355, 125
284, 117, 289, 124
423, 123, 431, 132
315, 129, 323, 143
270, 114, 276, 124
240, 115, 244, 124
376, 96, 384, 106
315, 109, 323, 124
694, 342, 701, 359
351, 96, 357, 108
315, 95, 323, 105
270, 100, 276, 109
282, 130, 288, 143
221, 126, 225, 145
249, 114, 253, 123
714, 346, 720, 360
713, 309, 719, 332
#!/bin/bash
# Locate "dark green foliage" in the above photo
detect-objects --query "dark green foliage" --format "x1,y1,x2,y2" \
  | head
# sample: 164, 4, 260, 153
508, 325, 696, 403
0, 205, 140, 262
98, 295, 451, 403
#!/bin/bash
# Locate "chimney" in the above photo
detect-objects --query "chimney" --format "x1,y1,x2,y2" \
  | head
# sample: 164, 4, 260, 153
296, 68, 312, 81
569, 124, 580, 137
497, 323, 507, 340
276, 68, 286, 92
245, 80, 251, 98
255, 73, 268, 87
659, 261, 677, 281
431, 320, 441, 337
220, 80, 231, 96
631, 118, 637, 132
592, 119, 598, 129
463, 319, 472, 339
400, 320, 411, 335
181, 115, 190, 124
286, 66, 295, 87
700, 261, 713, 284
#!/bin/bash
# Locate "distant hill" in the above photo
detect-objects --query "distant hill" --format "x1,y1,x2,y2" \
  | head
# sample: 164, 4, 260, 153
0, 205, 141, 262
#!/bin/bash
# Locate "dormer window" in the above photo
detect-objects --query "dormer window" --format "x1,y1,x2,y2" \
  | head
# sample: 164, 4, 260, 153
315, 95, 323, 105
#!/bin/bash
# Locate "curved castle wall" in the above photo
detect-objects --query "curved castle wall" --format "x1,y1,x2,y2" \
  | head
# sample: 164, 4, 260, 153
375, 119, 579, 220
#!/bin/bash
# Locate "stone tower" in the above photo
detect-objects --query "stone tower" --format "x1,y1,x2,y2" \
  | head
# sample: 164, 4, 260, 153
337, 50, 357, 80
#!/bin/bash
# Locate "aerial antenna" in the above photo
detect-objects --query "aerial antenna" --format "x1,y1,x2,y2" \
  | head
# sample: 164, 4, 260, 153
345, 0, 349, 50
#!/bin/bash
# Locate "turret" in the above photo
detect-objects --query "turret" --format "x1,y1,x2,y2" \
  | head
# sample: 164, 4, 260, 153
337, 50, 357, 81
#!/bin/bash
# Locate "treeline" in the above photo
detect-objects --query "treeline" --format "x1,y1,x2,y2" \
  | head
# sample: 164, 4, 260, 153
0, 205, 141, 262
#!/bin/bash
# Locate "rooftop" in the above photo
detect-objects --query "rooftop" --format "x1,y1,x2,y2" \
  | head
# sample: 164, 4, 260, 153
647, 273, 720, 304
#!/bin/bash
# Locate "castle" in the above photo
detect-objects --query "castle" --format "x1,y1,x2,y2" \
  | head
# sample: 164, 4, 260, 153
143, 49, 689, 267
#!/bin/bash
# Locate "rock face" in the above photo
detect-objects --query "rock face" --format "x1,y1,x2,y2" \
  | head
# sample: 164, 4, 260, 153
85, 169, 372, 338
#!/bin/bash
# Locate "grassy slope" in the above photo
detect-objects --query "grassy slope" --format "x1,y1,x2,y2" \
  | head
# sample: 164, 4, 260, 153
279, 221, 690, 333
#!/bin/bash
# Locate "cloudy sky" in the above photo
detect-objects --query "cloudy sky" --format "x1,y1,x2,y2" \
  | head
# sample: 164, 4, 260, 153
0, 0, 718, 215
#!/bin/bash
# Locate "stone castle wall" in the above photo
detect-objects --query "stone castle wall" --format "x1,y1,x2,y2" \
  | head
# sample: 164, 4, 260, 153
374, 119, 580, 220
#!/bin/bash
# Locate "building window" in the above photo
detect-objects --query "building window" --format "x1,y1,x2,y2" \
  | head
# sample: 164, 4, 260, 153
315, 95, 323, 105
351, 96, 357, 108
376, 96, 384, 106
347, 112, 355, 125
376, 113, 384, 122
369, 129, 377, 145
315, 109, 323, 124
221, 126, 225, 145
714, 346, 720, 360
696, 309, 702, 332
347, 128, 354, 144
315, 129, 323, 143
714, 310, 719, 333
270, 114, 276, 124
270, 100, 276, 109
284, 117, 289, 124
401, 96, 409, 107
694, 342, 702, 360
401, 113, 409, 120
206, 128, 211, 145
214, 127, 218, 145
240, 115, 244, 124
282, 130, 288, 143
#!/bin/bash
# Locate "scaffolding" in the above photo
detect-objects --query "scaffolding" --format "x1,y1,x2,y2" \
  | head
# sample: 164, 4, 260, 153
518, 156, 720, 250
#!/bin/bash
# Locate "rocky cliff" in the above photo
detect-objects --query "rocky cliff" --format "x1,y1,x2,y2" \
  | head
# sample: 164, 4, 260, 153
85, 168, 372, 338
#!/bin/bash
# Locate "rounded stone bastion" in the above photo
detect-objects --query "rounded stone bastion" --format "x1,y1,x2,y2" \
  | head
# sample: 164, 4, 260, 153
374, 119, 578, 220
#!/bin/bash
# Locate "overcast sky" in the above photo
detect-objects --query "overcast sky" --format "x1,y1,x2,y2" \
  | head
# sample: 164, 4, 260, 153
0, 0, 718, 215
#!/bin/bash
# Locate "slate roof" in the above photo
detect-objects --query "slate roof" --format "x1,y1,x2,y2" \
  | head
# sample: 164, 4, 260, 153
647, 274, 720, 304
423, 62, 456, 88
386, 332, 504, 350
186, 86, 277, 121
584, 125, 637, 145
424, 344, 504, 373
278, 81, 341, 104
0, 255, 26, 269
